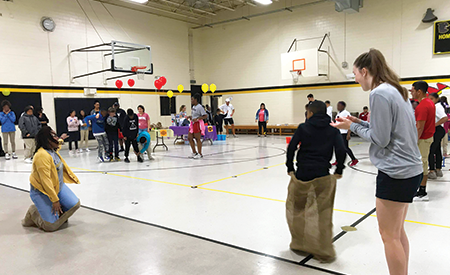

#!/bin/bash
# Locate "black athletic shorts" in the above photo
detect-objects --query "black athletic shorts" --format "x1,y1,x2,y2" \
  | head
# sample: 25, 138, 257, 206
376, 171, 423, 203
224, 118, 234, 125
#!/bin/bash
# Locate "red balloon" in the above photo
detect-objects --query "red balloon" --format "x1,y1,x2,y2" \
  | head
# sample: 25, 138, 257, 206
159, 76, 167, 86
128, 79, 135, 87
154, 79, 163, 90
115, 80, 123, 89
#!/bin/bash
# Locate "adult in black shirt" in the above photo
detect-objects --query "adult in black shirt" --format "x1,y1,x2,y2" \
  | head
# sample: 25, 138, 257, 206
35, 107, 49, 126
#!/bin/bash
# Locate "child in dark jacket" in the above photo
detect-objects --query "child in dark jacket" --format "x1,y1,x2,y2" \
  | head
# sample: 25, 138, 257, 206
122, 109, 142, 163
214, 109, 224, 135
84, 110, 109, 162
285, 100, 346, 263
105, 107, 121, 161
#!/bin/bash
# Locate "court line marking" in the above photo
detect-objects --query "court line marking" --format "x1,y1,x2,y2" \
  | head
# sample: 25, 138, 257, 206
0, 182, 347, 275
70, 167, 191, 188
195, 142, 362, 188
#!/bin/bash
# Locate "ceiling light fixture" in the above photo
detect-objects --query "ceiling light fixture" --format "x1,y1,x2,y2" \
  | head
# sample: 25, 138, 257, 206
254, 0, 272, 5
128, 0, 149, 4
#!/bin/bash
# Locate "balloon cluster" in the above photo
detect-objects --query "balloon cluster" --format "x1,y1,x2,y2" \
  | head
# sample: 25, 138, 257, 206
154, 76, 167, 90
201, 83, 217, 93
115, 79, 135, 89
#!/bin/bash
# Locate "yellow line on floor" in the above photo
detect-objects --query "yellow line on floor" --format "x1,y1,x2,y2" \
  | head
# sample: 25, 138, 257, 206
197, 142, 362, 187
196, 186, 449, 229
70, 167, 449, 229
70, 167, 191, 187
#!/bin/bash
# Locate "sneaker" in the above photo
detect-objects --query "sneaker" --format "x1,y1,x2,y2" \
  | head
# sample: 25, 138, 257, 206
436, 170, 443, 178
349, 159, 359, 167
115, 157, 121, 162
137, 156, 144, 163
331, 161, 337, 166
97, 157, 105, 163
233, 135, 238, 138
69, 150, 75, 155
24, 158, 33, 164
85, 148, 90, 152
124, 157, 130, 163
148, 155, 155, 161
104, 156, 111, 162
78, 149, 83, 153
413, 193, 429, 202
428, 171, 437, 180
12, 153, 18, 159
5, 153, 11, 160
188, 153, 198, 159
193, 154, 203, 159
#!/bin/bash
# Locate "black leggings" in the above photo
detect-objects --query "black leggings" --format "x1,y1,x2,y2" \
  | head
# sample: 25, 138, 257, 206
429, 126, 445, 170
341, 134, 356, 161
125, 138, 139, 158
258, 121, 267, 135
68, 141, 78, 150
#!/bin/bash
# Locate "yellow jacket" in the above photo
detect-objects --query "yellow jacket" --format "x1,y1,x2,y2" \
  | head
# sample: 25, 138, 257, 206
29, 147, 80, 203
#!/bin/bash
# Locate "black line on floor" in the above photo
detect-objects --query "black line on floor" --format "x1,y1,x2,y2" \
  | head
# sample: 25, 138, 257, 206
299, 207, 377, 266
0, 182, 347, 275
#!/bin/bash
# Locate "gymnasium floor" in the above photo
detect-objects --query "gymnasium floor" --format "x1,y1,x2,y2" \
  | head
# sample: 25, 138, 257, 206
1, 135, 449, 275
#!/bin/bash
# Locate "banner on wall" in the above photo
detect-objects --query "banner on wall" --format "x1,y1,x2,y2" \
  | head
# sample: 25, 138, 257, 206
434, 20, 450, 55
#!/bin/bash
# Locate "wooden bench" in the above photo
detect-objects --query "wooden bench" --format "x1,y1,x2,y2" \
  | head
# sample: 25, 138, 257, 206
233, 125, 298, 135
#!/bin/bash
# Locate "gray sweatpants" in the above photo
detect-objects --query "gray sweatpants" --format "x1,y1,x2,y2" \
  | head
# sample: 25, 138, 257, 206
94, 133, 109, 158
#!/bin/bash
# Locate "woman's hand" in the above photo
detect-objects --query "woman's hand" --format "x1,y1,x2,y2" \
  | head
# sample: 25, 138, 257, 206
52, 201, 63, 216
124, 137, 127, 141
346, 116, 361, 124
193, 118, 198, 122
330, 117, 352, 130
60, 133, 69, 140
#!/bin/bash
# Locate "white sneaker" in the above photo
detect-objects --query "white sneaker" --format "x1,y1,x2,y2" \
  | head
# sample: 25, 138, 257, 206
193, 154, 203, 159
436, 170, 443, 178
97, 157, 104, 163
77, 149, 83, 153
5, 153, 11, 160
69, 150, 75, 155
12, 152, 18, 159
148, 155, 155, 160
413, 194, 429, 202
188, 153, 198, 159
85, 148, 90, 152
428, 171, 437, 180
104, 156, 111, 162
24, 158, 33, 164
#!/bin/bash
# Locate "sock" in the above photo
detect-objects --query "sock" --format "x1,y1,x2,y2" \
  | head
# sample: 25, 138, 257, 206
418, 185, 427, 195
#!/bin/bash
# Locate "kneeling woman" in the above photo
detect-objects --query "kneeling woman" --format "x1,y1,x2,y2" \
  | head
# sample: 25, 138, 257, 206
22, 126, 81, 232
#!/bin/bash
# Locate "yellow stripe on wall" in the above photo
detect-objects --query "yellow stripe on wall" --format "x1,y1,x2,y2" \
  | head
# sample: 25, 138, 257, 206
0, 88, 191, 96
2, 77, 449, 96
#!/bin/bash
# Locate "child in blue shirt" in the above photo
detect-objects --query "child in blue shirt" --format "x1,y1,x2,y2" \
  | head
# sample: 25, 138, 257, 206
84, 110, 110, 162
137, 130, 154, 162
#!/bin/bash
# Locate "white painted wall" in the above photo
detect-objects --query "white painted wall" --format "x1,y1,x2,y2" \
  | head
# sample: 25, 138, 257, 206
0, 0, 192, 154
193, 0, 450, 124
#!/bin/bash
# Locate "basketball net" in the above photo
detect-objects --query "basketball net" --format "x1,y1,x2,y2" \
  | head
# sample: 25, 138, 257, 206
290, 70, 302, 84
132, 66, 147, 81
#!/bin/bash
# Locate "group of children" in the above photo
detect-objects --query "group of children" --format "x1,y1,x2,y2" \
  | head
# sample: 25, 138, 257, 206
66, 103, 154, 163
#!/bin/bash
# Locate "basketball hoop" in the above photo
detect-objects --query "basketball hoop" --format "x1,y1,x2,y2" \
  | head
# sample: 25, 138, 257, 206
132, 66, 147, 80
290, 70, 302, 84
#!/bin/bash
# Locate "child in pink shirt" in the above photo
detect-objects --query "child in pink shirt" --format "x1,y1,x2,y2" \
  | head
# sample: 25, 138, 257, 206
137, 105, 150, 133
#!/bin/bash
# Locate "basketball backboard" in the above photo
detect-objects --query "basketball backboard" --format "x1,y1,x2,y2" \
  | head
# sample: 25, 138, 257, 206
69, 40, 153, 84
111, 41, 152, 74
281, 48, 318, 79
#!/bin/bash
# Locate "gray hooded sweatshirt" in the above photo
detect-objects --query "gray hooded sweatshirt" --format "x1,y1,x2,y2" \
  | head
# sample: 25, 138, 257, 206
19, 114, 42, 139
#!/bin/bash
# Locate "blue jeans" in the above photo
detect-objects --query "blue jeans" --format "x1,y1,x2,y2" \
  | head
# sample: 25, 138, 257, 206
30, 182, 79, 223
